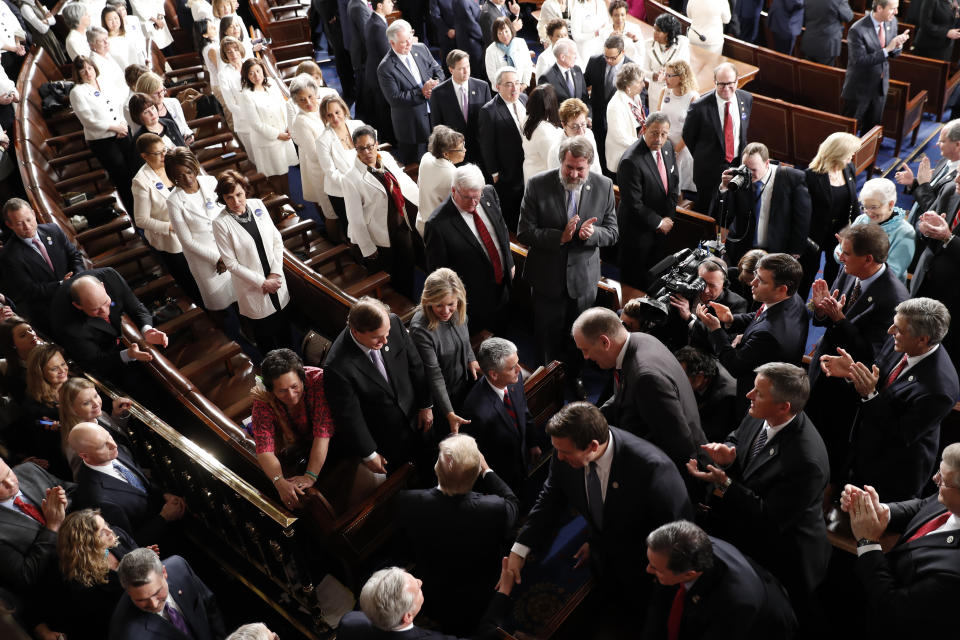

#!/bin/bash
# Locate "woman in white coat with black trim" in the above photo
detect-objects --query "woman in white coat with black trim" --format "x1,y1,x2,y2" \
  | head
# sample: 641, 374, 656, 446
239, 57, 298, 195
212, 170, 293, 359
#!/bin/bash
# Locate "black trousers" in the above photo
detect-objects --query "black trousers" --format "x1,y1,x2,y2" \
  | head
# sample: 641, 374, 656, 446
843, 92, 886, 136
532, 288, 596, 376
89, 136, 135, 213
246, 305, 294, 361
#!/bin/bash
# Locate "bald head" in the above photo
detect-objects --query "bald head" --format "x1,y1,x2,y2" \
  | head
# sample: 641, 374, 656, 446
68, 422, 118, 465
70, 276, 112, 321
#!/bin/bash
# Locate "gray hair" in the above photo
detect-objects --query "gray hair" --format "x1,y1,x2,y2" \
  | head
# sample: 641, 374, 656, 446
557, 135, 595, 164
754, 362, 809, 414
427, 124, 464, 157
453, 164, 485, 192
895, 297, 951, 345
493, 65, 519, 86
603, 33, 624, 52
646, 520, 715, 574
63, 3, 88, 30
859, 177, 897, 205
352, 124, 378, 146
226, 623, 272, 640
477, 337, 518, 374
86, 25, 108, 45
552, 37, 577, 59
288, 73, 319, 100
435, 434, 482, 495
615, 62, 644, 91
645, 111, 671, 128
358, 567, 415, 630
117, 548, 164, 589
942, 119, 960, 142
386, 19, 412, 43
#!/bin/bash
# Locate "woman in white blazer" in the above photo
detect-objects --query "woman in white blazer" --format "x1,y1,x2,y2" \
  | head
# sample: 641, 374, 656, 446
316, 94, 365, 237
133, 72, 193, 144
128, 0, 173, 49
640, 14, 690, 106
239, 58, 298, 194
569, 0, 611, 61
212, 171, 293, 358
686, 0, 730, 55
102, 5, 146, 69
289, 74, 339, 238
216, 36, 251, 150
485, 17, 533, 89
165, 147, 237, 313
605, 62, 646, 173
522, 84, 564, 183
415, 126, 466, 237
343, 125, 420, 297
62, 3, 91, 61
87, 27, 128, 99
546, 97, 602, 174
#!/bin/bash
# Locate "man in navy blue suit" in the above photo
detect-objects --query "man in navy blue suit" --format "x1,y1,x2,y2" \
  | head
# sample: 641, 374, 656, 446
453, 0, 485, 81
478, 66, 528, 229
429, 50, 493, 169
429, 0, 457, 60
768, 0, 805, 54
583, 34, 633, 173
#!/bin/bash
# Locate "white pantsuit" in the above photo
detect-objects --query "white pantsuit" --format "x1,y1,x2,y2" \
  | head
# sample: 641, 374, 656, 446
316, 120, 365, 198
290, 108, 335, 218
240, 85, 299, 177
132, 164, 180, 253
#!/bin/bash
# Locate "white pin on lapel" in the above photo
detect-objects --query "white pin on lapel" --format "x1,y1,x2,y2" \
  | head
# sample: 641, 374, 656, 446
948, 536, 955, 543
384, 345, 390, 352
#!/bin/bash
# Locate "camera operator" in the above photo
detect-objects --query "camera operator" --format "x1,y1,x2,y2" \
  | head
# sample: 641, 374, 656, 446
661, 257, 748, 351
719, 142, 812, 267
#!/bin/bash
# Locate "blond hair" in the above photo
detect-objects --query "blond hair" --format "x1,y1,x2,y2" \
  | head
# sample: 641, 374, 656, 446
809, 132, 860, 173
665, 60, 697, 96
419, 268, 468, 330
58, 509, 118, 587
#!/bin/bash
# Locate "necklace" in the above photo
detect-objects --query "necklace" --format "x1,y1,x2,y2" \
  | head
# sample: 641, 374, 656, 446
232, 206, 253, 223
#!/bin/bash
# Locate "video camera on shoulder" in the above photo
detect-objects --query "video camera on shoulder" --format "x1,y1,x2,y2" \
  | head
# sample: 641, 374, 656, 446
635, 242, 724, 331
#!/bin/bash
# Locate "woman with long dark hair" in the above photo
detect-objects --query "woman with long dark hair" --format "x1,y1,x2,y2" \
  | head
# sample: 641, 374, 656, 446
521, 84, 563, 183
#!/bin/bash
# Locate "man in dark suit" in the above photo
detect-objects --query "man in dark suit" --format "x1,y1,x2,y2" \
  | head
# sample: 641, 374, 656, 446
896, 118, 960, 227
507, 402, 692, 608
616, 111, 680, 289
768, 0, 805, 55
801, 0, 855, 66
822, 297, 959, 502
377, 18, 445, 164
460, 338, 542, 495
841, 0, 910, 134
682, 63, 753, 215
737, 0, 765, 42
429, 0, 457, 60
0, 458, 71, 595
364, 1, 395, 142
642, 521, 798, 639
572, 307, 706, 478
720, 142, 812, 267
424, 165, 513, 334
840, 442, 960, 638
453, 0, 485, 81
478, 66, 528, 228
539, 38, 590, 110
112, 548, 225, 640
395, 434, 518, 635
324, 297, 433, 474
429, 50, 493, 170
664, 257, 749, 353
688, 362, 830, 630
69, 422, 186, 545
346, 0, 373, 117
675, 346, 740, 443
49, 268, 168, 380
583, 34, 632, 168
478, 0, 521, 47
0, 198, 84, 328
696, 253, 809, 414
805, 224, 908, 484
518, 136, 618, 387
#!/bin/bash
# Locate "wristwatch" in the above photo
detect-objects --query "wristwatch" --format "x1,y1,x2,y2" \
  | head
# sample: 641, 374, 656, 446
271, 474, 281, 484
856, 538, 879, 547
712, 476, 733, 498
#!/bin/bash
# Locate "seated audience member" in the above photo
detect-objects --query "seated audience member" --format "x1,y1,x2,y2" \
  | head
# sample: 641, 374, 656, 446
415, 125, 466, 237
720, 142, 812, 267
338, 563, 514, 640
687, 362, 829, 630
395, 434, 518, 634
428, 49, 492, 169
59, 377, 131, 479
62, 3, 92, 61
16, 344, 70, 479
535, 18, 570, 79
821, 298, 960, 502
409, 269, 479, 435
546, 98, 603, 175
324, 297, 432, 474
485, 17, 533, 90
521, 84, 563, 184
604, 62, 646, 173
0, 316, 41, 404
461, 338, 541, 496
250, 349, 334, 510
643, 520, 798, 638
343, 125, 420, 298
832, 178, 915, 283
0, 457, 72, 595
0, 198, 84, 327
695, 253, 809, 414
69, 422, 186, 545
424, 164, 514, 335
674, 346, 739, 443
111, 548, 225, 640
839, 443, 960, 637
226, 622, 279, 640
508, 403, 692, 612
53, 509, 137, 640
807, 223, 908, 486
478, 66, 528, 229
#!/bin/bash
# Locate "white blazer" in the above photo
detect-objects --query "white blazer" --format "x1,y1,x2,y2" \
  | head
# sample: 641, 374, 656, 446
90, 52, 128, 101
317, 120, 365, 197
212, 199, 290, 320
132, 164, 180, 253
65, 30, 90, 61
108, 33, 147, 70
415, 152, 456, 237
569, 0, 611, 60
546, 128, 603, 175
485, 38, 533, 88
70, 82, 126, 141
522, 120, 563, 184
129, 0, 173, 49
605, 90, 642, 173
641, 36, 691, 101
343, 153, 419, 257
218, 64, 250, 134
239, 85, 299, 172
290, 109, 335, 218
166, 175, 237, 310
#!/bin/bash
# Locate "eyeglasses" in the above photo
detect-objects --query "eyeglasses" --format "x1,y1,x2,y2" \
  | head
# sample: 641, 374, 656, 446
356, 144, 378, 152
455, 189, 481, 203
665, 73, 680, 78
603, 54, 622, 62
447, 147, 466, 154
934, 470, 960, 490
859, 204, 886, 212
565, 122, 587, 132
499, 82, 519, 89
715, 81, 737, 88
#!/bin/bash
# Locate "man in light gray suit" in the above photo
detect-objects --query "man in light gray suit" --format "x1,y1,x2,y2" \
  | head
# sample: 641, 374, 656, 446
800, 0, 854, 66
518, 136, 618, 393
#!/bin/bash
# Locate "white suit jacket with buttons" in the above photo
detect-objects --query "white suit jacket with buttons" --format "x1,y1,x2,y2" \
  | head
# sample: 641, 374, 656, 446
343, 152, 419, 257
239, 84, 290, 147
316, 119, 365, 197
70, 82, 126, 141
132, 164, 180, 253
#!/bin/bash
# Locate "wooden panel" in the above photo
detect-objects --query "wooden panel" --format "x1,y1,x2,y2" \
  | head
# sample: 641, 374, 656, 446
791, 110, 857, 166
797, 64, 845, 113
754, 48, 799, 102
750, 96, 793, 162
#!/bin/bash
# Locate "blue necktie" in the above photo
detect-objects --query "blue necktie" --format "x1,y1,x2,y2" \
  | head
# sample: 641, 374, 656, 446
752, 180, 763, 246
113, 461, 146, 493
587, 461, 604, 529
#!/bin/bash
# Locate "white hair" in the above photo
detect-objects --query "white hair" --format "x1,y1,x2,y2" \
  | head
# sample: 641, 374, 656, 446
494, 65, 519, 86
553, 37, 577, 59
226, 623, 272, 640
358, 568, 415, 631
859, 177, 897, 205
453, 164, 485, 191
386, 19, 412, 43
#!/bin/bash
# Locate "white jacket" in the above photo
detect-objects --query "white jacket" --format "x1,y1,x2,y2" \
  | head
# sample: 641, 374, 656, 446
70, 82, 126, 141
316, 120, 365, 197
132, 164, 180, 253
343, 153, 419, 257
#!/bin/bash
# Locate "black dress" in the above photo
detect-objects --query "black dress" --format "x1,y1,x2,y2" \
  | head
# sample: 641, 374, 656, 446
914, 0, 960, 61
802, 164, 857, 296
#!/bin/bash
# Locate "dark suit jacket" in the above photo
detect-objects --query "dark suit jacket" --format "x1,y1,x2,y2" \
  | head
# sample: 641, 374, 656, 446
364, 14, 391, 93
0, 223, 84, 321
851, 337, 960, 501
768, 0, 805, 38
539, 63, 590, 111
854, 496, 960, 637
49, 267, 154, 378
346, 0, 373, 69
0, 463, 75, 594
722, 164, 812, 265
641, 536, 798, 640
801, 0, 854, 60
600, 333, 706, 469
804, 163, 858, 249
913, 0, 959, 59
453, 0, 484, 73
429, 0, 457, 56
706, 412, 831, 593
517, 169, 619, 299
377, 43, 445, 145
478, 0, 510, 47
842, 15, 902, 100
478, 93, 527, 193
905, 156, 957, 224
324, 313, 431, 464
684, 287, 751, 353
460, 374, 538, 492
338, 593, 510, 640
616, 137, 680, 287
583, 54, 633, 144
681, 89, 752, 206
698, 363, 740, 443
109, 555, 225, 640
517, 427, 693, 592
429, 77, 493, 167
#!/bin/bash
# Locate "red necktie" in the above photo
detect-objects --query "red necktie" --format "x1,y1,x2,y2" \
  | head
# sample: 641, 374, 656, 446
667, 584, 686, 640
723, 101, 735, 163
951, 200, 960, 231
14, 496, 46, 525
906, 512, 950, 542
470, 210, 504, 285
883, 354, 909, 389
753, 303, 766, 321
613, 369, 621, 388
657, 150, 669, 193
503, 391, 518, 429
31, 237, 55, 272
878, 24, 886, 48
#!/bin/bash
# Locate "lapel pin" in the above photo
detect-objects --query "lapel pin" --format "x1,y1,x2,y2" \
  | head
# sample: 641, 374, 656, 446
611, 481, 619, 489
46, 236, 53, 245
177, 589, 183, 595
692, 595, 700, 604
948, 536, 955, 543
768, 448, 775, 456
383, 345, 390, 352
907, 375, 914, 381
585, 185, 591, 191
867, 296, 873, 302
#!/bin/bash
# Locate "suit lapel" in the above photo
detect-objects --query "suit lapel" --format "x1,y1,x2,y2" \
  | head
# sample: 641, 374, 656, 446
485, 382, 521, 438
350, 339, 395, 395
391, 51, 417, 86
447, 203, 489, 259
708, 91, 724, 147
18, 238, 56, 277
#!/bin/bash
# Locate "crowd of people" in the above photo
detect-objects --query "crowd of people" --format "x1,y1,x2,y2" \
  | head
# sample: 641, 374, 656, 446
2, 0, 960, 639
